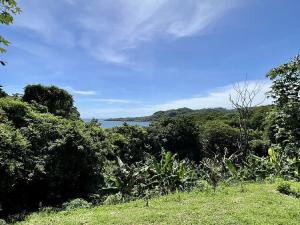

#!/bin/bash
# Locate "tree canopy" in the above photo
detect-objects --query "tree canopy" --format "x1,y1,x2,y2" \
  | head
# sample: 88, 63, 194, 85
23, 84, 80, 119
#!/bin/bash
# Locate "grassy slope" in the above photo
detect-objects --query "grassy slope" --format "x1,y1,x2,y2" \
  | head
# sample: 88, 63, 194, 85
17, 182, 300, 225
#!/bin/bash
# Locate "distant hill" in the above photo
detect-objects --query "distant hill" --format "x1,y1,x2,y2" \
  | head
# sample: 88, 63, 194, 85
106, 107, 232, 122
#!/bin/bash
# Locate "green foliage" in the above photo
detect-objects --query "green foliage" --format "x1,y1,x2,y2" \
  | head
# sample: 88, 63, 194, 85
0, 85, 7, 97
23, 84, 80, 119
106, 151, 198, 201
148, 117, 202, 162
268, 147, 277, 163
108, 107, 232, 122
109, 124, 150, 164
291, 159, 300, 178
277, 181, 292, 195
0, 96, 108, 217
201, 121, 240, 158
103, 193, 123, 205
201, 156, 224, 192
0, 0, 21, 65
0, 97, 33, 127
277, 181, 300, 198
224, 158, 237, 176
62, 199, 91, 210
267, 55, 300, 157
249, 139, 269, 157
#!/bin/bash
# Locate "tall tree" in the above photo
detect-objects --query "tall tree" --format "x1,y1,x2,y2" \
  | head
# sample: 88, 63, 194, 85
23, 84, 80, 119
0, 0, 21, 65
267, 55, 300, 157
229, 80, 264, 158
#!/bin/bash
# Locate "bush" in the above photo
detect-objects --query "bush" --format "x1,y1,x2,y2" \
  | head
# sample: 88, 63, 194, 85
201, 156, 224, 192
110, 124, 151, 164
148, 117, 202, 162
277, 181, 292, 195
103, 193, 123, 205
277, 181, 300, 198
201, 121, 239, 158
249, 139, 269, 157
62, 198, 91, 210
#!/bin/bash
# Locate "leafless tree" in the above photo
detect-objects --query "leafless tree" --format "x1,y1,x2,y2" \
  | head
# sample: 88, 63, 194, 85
229, 79, 265, 158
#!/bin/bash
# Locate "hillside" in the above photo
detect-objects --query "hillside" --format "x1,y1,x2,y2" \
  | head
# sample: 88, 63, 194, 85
105, 106, 272, 124
16, 182, 300, 225
106, 107, 232, 121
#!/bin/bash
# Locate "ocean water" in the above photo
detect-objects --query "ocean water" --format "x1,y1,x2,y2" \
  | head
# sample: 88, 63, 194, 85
84, 119, 150, 129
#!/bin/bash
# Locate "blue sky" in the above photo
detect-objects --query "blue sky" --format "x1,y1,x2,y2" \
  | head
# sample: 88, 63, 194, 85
1, 0, 300, 118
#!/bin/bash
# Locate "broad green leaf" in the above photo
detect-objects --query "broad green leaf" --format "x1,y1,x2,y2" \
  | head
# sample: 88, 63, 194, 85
225, 158, 237, 175
268, 147, 277, 163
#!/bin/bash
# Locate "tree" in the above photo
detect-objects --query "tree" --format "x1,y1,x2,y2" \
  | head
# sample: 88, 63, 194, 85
23, 84, 80, 119
148, 117, 202, 162
0, 0, 21, 66
201, 120, 240, 158
267, 55, 300, 157
0, 85, 7, 97
0, 96, 108, 216
229, 80, 264, 158
110, 124, 151, 164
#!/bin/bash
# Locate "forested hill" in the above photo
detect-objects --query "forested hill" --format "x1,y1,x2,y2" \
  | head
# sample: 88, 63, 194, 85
106, 107, 231, 121
105, 106, 270, 122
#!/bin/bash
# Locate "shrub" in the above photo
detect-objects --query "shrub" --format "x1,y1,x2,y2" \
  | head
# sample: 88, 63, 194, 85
62, 198, 91, 210
110, 124, 151, 164
201, 120, 239, 158
103, 193, 123, 205
148, 117, 202, 162
201, 156, 224, 192
277, 181, 300, 198
249, 139, 269, 157
277, 181, 292, 195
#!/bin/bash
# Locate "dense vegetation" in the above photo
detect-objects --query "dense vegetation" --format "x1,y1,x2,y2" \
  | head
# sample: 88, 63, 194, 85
0, 55, 300, 223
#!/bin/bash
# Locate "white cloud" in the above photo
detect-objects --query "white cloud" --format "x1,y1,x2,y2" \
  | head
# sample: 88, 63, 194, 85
88, 98, 142, 104
150, 80, 271, 111
78, 0, 239, 64
80, 79, 273, 118
64, 87, 96, 96
14, 0, 239, 65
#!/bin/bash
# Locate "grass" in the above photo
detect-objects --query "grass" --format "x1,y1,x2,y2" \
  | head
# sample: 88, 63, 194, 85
15, 182, 300, 225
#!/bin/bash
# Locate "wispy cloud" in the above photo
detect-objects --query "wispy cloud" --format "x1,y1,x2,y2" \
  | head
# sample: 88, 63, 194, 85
150, 80, 271, 111
80, 80, 272, 118
79, 0, 239, 64
64, 87, 97, 96
87, 98, 142, 104
14, 0, 239, 65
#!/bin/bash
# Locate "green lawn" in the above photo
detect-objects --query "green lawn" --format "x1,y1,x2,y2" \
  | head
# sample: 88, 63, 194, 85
16, 182, 300, 225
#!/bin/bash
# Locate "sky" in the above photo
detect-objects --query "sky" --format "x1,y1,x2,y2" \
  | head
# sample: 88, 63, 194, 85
1, 0, 300, 118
